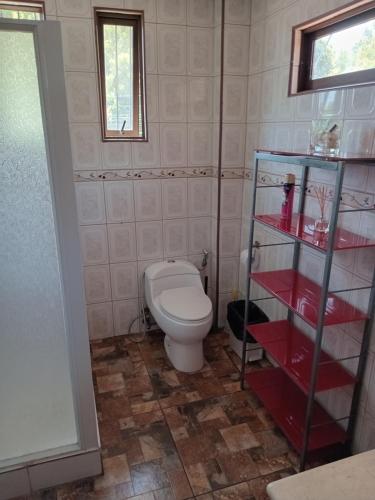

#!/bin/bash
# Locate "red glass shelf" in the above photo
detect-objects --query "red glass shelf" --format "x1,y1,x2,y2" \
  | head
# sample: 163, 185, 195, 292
254, 213, 375, 252
247, 320, 355, 393
246, 367, 347, 453
251, 269, 368, 328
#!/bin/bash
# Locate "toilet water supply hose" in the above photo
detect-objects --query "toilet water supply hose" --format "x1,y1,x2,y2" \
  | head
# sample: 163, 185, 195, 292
127, 251, 210, 343
127, 272, 147, 343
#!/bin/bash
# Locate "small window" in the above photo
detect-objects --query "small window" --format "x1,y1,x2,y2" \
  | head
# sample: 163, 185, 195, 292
94, 8, 147, 141
290, 1, 375, 94
0, 1, 44, 19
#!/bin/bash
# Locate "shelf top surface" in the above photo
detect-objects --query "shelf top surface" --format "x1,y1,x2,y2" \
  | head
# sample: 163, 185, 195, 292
246, 367, 347, 452
255, 213, 375, 252
247, 320, 355, 393
251, 269, 368, 327
256, 149, 375, 163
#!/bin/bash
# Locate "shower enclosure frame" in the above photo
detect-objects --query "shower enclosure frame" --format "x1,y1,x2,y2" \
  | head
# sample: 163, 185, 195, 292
0, 19, 101, 498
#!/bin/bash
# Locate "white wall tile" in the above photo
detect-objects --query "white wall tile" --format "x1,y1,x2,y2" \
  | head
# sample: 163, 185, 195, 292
157, 0, 186, 24
163, 219, 188, 256
70, 124, 101, 170
87, 302, 113, 339
251, 0, 266, 23
162, 178, 188, 219
60, 18, 95, 71
44, 0, 57, 16
145, 23, 158, 74
223, 76, 247, 123
91, 0, 124, 7
354, 213, 375, 281
292, 122, 312, 153
75, 182, 106, 225
346, 87, 375, 119
104, 181, 134, 223
65, 72, 99, 123
224, 25, 250, 75
316, 89, 346, 119
56, 0, 91, 17
110, 262, 138, 299
157, 25, 187, 75
247, 74, 262, 123
294, 93, 317, 121
146, 74, 159, 123
125, 0, 156, 22
160, 123, 188, 166
219, 257, 239, 293
188, 217, 212, 253
187, 0, 214, 27
188, 124, 213, 166
132, 123, 160, 168
260, 68, 278, 121
188, 178, 212, 217
159, 75, 187, 122
222, 124, 246, 167
188, 28, 214, 76
101, 142, 131, 169
113, 299, 139, 335
245, 123, 259, 166
341, 120, 375, 155
80, 225, 109, 266
136, 221, 164, 259
108, 223, 137, 263
188, 77, 213, 122
248, 21, 264, 74
276, 66, 295, 121
225, 0, 251, 25
263, 13, 280, 70
220, 179, 243, 219
134, 179, 162, 221
219, 219, 241, 257
84, 265, 111, 304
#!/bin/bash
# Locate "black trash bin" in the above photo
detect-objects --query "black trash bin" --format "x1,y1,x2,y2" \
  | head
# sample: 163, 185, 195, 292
227, 300, 269, 361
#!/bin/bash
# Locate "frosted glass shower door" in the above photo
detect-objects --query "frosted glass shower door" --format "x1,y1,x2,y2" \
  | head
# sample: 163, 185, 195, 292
0, 26, 78, 465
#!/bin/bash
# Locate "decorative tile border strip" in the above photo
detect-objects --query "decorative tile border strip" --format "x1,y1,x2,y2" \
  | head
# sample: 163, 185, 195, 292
244, 167, 375, 210
74, 166, 245, 181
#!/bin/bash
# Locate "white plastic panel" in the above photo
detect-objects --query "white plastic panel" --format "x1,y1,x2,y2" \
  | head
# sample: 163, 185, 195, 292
0, 28, 77, 464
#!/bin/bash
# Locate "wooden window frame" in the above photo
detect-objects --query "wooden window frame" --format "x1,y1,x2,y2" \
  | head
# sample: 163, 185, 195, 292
0, 1, 45, 18
289, 0, 375, 95
94, 8, 147, 142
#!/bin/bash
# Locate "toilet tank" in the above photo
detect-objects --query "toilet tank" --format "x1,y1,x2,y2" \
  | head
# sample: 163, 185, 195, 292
144, 260, 203, 305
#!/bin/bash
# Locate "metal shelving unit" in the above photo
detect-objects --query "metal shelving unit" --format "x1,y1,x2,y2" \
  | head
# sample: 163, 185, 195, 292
240, 149, 375, 471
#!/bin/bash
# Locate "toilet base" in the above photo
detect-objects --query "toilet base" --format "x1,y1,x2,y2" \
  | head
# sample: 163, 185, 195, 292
164, 335, 204, 373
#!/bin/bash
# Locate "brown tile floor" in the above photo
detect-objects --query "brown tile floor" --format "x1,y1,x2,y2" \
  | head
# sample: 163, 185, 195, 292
30, 331, 298, 499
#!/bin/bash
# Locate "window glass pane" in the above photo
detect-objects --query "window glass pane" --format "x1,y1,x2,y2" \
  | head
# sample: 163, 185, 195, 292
0, 8, 42, 20
103, 23, 133, 132
312, 17, 375, 80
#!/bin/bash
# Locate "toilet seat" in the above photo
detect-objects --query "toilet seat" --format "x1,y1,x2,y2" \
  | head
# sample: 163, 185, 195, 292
159, 286, 211, 322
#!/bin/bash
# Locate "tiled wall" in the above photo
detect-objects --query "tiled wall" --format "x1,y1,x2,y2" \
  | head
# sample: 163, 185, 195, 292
243, 0, 375, 453
212, 0, 251, 326
45, 0, 220, 339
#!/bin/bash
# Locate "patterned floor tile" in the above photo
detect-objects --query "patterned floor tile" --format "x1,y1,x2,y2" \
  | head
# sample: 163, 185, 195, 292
33, 331, 302, 500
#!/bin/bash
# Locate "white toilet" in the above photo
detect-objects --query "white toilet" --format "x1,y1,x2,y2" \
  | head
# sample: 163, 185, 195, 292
144, 260, 213, 372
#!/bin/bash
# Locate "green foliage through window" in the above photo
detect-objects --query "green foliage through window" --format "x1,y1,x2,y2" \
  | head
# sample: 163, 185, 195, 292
312, 18, 375, 80
103, 23, 134, 132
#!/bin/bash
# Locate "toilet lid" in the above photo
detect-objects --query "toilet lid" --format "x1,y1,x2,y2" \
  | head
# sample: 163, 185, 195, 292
159, 286, 212, 321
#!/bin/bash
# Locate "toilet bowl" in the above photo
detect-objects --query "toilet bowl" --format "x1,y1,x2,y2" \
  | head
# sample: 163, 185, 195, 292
144, 260, 213, 372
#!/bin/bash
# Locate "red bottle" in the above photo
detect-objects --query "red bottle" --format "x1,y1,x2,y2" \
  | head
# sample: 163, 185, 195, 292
281, 173, 295, 229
